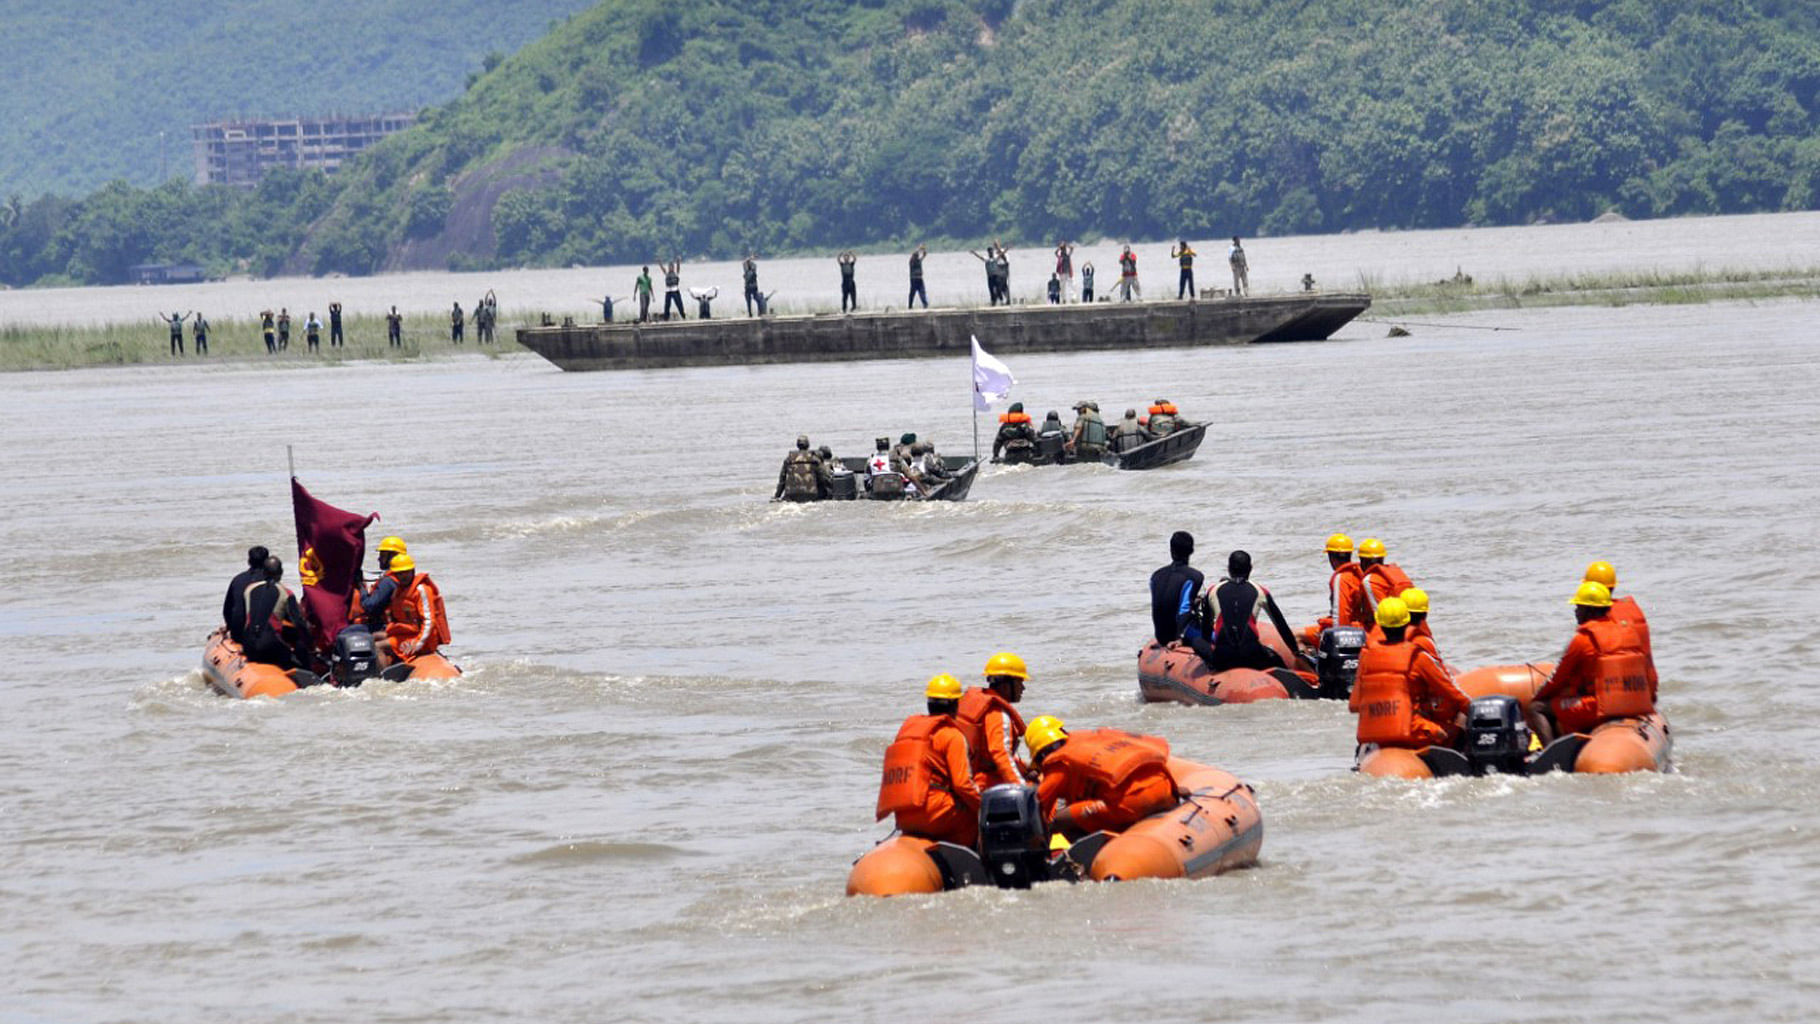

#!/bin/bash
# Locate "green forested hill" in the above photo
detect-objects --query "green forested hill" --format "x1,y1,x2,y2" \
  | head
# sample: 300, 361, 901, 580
4, 0, 1818, 285
0, 0, 597, 197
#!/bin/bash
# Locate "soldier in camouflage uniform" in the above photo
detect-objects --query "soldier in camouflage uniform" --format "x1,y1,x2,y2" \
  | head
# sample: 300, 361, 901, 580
1069, 401, 1109, 460
775, 435, 831, 501
1110, 408, 1148, 453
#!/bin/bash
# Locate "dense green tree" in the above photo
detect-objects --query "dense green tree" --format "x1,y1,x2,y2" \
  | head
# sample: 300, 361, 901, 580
1, 0, 1815, 285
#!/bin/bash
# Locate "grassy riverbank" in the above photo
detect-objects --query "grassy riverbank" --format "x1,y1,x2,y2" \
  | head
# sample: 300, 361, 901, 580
0, 312, 525, 371
6, 266, 1819, 370
1366, 265, 1820, 317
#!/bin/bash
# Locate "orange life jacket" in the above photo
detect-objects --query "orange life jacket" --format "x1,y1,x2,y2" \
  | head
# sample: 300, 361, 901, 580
1353, 641, 1421, 745
955, 687, 1026, 781
876, 714, 963, 820
1328, 563, 1370, 627
1042, 729, 1171, 801
387, 571, 451, 657
1583, 617, 1653, 718
1362, 562, 1415, 606
1609, 594, 1651, 654
998, 412, 1031, 424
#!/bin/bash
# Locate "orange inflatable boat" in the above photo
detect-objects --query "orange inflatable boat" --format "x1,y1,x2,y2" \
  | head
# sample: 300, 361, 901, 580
846, 758, 1262, 896
1354, 661, 1671, 778
201, 627, 460, 699
1138, 624, 1362, 706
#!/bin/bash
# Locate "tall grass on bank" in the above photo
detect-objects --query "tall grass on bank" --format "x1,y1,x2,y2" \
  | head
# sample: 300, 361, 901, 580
1369, 265, 1820, 316
0, 312, 527, 372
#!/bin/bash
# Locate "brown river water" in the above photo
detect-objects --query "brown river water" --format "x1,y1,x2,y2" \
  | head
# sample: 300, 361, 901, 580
3, 216, 1820, 1022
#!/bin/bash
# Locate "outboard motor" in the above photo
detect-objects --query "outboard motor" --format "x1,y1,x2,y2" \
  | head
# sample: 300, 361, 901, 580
1463, 695, 1531, 776
329, 626, 381, 687
1316, 626, 1366, 698
867, 472, 906, 499
978, 784, 1051, 889
1037, 432, 1066, 462
829, 470, 858, 500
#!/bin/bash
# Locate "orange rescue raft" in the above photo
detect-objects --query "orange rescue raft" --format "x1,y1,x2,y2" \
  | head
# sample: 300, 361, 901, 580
846, 758, 1262, 896
1354, 662, 1671, 778
200, 627, 460, 699
1137, 633, 1327, 706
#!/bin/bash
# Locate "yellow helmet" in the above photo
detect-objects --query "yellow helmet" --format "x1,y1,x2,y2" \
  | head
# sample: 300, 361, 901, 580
1375, 596, 1411, 629
1024, 715, 1068, 759
983, 651, 1029, 681
1583, 560, 1617, 588
1570, 580, 1612, 608
388, 553, 416, 573
924, 673, 963, 700
1358, 538, 1387, 559
1399, 588, 1429, 614
378, 536, 408, 555
1324, 533, 1354, 554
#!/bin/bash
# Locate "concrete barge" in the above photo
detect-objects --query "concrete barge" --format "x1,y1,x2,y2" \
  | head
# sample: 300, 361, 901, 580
515, 292, 1370, 371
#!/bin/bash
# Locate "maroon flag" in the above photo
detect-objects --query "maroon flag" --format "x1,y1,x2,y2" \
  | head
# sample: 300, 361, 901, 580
291, 477, 379, 652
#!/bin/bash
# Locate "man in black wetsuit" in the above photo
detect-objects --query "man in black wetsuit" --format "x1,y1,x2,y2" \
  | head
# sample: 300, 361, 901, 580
240, 556, 313, 669
1207, 550, 1300, 672
1150, 531, 1215, 665
223, 545, 270, 644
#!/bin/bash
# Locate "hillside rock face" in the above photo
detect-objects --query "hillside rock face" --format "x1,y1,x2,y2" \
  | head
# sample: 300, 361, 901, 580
384, 147, 572, 272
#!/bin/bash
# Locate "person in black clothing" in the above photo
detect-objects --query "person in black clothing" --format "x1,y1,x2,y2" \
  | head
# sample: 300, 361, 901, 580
223, 545, 270, 644
192, 313, 209, 355
1207, 550, 1300, 671
328, 302, 344, 347
908, 245, 928, 308
838, 251, 858, 312
1150, 531, 1215, 665
241, 556, 313, 669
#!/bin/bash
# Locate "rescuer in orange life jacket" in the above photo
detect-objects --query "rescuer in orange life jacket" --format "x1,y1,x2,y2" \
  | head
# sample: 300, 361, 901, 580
1350, 596, 1470, 750
1366, 587, 1446, 666
1528, 581, 1654, 745
374, 551, 451, 667
875, 674, 983, 849
1304, 532, 1371, 647
1356, 537, 1416, 615
1583, 560, 1656, 691
1024, 716, 1180, 839
356, 536, 410, 632
956, 652, 1030, 788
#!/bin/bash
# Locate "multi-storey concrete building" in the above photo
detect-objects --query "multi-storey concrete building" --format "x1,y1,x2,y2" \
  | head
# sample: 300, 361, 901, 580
191, 113, 415, 187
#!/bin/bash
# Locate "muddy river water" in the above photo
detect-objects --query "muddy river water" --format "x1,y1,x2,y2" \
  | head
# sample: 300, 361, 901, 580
3, 214, 1819, 1022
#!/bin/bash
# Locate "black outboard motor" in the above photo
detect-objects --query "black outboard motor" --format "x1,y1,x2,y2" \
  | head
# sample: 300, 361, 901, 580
830, 471, 858, 500
978, 784, 1051, 889
1316, 626, 1366, 698
867, 472, 906, 499
329, 626, 381, 687
1036, 432, 1066, 463
1463, 695, 1531, 776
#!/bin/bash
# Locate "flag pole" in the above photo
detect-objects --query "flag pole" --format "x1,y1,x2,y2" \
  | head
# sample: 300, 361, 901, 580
286, 444, 295, 480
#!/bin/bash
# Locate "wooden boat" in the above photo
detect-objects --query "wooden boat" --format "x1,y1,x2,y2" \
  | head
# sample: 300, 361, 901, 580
846, 758, 1262, 896
201, 627, 460, 699
1105, 422, 1206, 470
821, 455, 979, 501
1354, 661, 1671, 777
